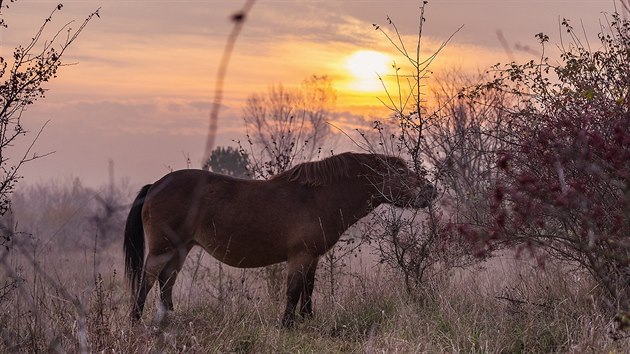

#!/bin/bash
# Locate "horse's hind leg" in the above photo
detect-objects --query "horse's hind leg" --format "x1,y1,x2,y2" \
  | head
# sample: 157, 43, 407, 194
282, 254, 318, 327
157, 245, 191, 319
131, 252, 169, 321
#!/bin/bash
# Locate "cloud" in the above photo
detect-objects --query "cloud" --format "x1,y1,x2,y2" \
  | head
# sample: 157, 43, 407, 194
5, 0, 616, 187
13, 96, 244, 186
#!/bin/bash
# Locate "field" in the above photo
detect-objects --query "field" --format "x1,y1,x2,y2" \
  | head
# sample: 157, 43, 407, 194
0, 181, 627, 353
3, 0, 630, 352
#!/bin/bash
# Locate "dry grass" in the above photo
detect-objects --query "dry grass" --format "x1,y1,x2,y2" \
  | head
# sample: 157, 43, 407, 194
1, 238, 627, 353
0, 181, 627, 353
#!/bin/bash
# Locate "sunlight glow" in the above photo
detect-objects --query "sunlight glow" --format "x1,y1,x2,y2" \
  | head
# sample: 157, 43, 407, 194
345, 50, 392, 92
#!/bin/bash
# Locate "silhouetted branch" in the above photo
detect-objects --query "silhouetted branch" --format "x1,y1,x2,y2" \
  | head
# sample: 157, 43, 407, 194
203, 0, 257, 169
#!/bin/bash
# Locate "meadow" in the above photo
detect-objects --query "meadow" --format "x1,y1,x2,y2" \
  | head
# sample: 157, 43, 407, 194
0, 179, 627, 353
2, 3, 630, 352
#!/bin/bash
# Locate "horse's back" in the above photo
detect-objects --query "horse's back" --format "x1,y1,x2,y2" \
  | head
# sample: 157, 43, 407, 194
142, 169, 295, 267
149, 169, 239, 196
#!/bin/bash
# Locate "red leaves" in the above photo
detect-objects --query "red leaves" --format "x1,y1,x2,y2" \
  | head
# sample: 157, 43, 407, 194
497, 151, 510, 171
516, 172, 538, 187
464, 12, 630, 307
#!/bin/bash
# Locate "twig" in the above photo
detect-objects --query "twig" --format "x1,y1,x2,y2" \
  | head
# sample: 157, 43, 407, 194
203, 0, 257, 168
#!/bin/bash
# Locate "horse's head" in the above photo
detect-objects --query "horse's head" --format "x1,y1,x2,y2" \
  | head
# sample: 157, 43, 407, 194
363, 155, 437, 209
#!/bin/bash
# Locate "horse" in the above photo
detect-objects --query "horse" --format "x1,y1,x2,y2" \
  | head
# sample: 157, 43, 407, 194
123, 152, 436, 327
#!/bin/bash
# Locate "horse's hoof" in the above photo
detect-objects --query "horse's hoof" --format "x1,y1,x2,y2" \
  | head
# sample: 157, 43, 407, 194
281, 317, 296, 328
299, 310, 314, 319
130, 312, 142, 324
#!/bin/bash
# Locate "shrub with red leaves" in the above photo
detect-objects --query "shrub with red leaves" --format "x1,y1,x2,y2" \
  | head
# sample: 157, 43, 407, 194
471, 13, 630, 308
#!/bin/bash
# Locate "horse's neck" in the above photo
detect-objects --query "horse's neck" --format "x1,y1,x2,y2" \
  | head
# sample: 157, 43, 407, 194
323, 181, 377, 229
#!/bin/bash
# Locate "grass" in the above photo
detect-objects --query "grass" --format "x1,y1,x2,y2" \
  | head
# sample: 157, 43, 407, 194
1, 238, 627, 353
0, 181, 627, 352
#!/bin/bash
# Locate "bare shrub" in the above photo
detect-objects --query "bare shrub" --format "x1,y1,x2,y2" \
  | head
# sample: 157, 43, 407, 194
8, 177, 132, 250
0, 3, 99, 321
361, 3, 477, 291
0, 175, 134, 352
0, 3, 99, 221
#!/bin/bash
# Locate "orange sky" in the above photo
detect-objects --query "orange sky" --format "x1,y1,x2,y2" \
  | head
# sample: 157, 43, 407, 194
1, 0, 617, 186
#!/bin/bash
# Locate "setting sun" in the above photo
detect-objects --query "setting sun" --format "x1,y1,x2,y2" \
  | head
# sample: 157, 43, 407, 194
345, 50, 392, 92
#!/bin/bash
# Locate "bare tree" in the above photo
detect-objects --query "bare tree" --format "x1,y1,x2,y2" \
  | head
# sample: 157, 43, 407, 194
242, 75, 336, 178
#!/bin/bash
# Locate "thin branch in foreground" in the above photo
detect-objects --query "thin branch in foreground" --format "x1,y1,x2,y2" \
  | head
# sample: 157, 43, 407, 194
203, 0, 257, 169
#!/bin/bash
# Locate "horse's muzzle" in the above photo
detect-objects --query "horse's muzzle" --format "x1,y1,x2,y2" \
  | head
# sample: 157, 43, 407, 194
414, 184, 437, 208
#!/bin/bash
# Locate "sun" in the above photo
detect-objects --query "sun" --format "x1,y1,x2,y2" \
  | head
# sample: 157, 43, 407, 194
346, 50, 391, 79
345, 50, 392, 92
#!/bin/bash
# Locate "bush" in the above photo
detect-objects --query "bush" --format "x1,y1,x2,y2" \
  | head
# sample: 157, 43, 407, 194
363, 4, 479, 291
468, 12, 630, 311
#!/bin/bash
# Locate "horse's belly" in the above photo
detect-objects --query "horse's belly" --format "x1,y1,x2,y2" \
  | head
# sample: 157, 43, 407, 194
194, 230, 287, 268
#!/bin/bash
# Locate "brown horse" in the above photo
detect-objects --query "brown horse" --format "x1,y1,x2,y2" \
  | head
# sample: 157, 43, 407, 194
123, 152, 436, 327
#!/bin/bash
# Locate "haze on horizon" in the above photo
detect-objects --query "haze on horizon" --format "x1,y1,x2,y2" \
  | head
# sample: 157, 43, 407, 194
1, 0, 617, 187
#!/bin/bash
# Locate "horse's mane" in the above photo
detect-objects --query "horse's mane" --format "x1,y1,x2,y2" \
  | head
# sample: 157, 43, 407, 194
270, 152, 363, 186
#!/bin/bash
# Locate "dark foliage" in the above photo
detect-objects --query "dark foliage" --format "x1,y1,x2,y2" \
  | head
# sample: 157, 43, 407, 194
205, 146, 251, 178
468, 13, 630, 309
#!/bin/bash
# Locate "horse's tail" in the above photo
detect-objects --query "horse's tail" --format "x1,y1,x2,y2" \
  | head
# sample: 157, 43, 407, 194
124, 184, 152, 296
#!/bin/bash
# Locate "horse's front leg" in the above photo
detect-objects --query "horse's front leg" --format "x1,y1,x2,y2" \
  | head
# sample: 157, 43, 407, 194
282, 254, 318, 328
299, 257, 319, 318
